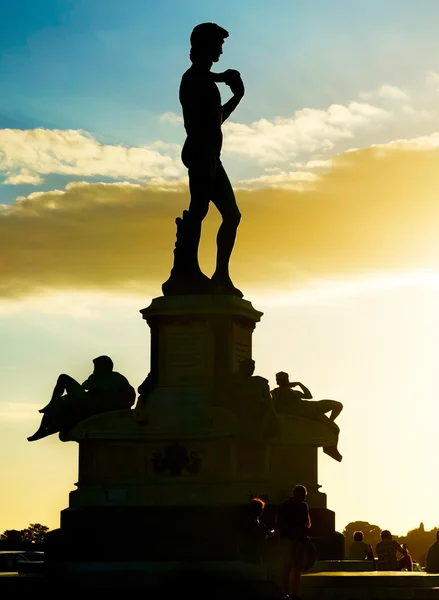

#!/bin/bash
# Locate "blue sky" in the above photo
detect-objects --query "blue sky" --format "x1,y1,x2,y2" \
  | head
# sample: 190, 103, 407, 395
2, 0, 439, 205
4, 0, 439, 535
3, 0, 439, 136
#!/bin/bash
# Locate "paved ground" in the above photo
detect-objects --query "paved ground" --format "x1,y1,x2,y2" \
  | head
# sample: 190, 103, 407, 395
301, 571, 439, 599
2, 569, 439, 599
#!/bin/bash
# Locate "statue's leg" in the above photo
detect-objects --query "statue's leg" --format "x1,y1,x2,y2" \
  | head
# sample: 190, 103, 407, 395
296, 400, 337, 429
27, 412, 58, 441
40, 374, 85, 413
162, 155, 215, 295
323, 445, 343, 462
62, 375, 86, 398
317, 400, 343, 462
186, 168, 210, 275
210, 160, 242, 297
315, 399, 343, 421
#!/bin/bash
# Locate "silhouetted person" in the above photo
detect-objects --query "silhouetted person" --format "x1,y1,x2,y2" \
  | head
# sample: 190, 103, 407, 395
426, 531, 439, 572
376, 530, 409, 571
28, 356, 135, 441
239, 498, 271, 562
349, 530, 374, 561
401, 543, 413, 571
271, 371, 343, 462
162, 22, 244, 297
277, 484, 312, 599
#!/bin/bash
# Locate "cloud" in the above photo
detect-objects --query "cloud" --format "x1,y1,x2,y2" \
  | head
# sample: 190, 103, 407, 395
2, 135, 439, 300
0, 128, 184, 185
4, 171, 44, 185
0, 403, 40, 421
378, 85, 409, 100
426, 71, 439, 91
236, 170, 318, 191
222, 102, 389, 164
360, 84, 408, 101
159, 112, 184, 125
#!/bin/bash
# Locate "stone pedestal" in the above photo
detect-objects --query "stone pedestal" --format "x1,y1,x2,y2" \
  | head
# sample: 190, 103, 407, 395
45, 295, 343, 595
137, 295, 263, 432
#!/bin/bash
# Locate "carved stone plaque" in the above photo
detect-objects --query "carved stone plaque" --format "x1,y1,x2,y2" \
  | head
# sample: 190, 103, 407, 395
161, 322, 213, 386
231, 321, 252, 372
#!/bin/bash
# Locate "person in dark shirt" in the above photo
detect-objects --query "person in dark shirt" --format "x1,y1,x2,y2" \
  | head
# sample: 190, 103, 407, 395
239, 497, 271, 563
163, 22, 245, 297
277, 485, 312, 599
375, 530, 409, 571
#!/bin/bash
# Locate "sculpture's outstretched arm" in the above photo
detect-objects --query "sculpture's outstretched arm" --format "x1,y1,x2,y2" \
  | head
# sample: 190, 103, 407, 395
289, 381, 312, 399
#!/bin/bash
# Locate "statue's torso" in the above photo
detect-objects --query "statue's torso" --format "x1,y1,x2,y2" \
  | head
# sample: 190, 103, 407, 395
180, 65, 223, 160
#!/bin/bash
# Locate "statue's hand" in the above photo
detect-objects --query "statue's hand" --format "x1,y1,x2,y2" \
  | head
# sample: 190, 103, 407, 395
221, 69, 245, 98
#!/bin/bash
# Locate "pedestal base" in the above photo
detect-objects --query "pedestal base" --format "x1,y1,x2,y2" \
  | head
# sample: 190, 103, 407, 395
46, 293, 344, 593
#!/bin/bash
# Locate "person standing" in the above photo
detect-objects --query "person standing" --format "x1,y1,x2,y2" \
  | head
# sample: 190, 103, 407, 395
276, 485, 313, 599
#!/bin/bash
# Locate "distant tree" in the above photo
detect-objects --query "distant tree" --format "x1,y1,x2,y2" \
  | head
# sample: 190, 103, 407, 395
21, 523, 49, 544
1, 524, 50, 544
0, 529, 23, 542
400, 523, 437, 566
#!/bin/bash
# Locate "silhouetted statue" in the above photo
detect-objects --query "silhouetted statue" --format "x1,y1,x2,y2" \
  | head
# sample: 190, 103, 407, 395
133, 372, 155, 423
27, 355, 136, 441
271, 371, 343, 462
230, 358, 278, 439
162, 22, 245, 297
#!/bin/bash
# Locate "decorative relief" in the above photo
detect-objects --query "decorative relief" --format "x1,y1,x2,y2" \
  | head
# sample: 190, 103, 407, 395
151, 442, 201, 476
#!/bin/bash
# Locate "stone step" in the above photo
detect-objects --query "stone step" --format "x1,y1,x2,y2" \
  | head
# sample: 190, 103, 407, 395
300, 572, 439, 600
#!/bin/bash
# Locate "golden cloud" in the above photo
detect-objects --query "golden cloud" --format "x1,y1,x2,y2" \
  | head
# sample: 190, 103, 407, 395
0, 128, 183, 185
1, 141, 439, 300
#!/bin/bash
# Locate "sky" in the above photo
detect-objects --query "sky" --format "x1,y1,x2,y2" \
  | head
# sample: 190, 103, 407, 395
2, 0, 439, 538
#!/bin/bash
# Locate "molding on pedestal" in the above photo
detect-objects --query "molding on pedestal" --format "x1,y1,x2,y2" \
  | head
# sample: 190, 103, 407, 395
140, 295, 263, 322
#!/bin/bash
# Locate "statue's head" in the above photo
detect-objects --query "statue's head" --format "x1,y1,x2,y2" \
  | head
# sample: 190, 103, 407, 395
190, 22, 229, 64
93, 355, 114, 374
239, 358, 255, 377
276, 371, 289, 386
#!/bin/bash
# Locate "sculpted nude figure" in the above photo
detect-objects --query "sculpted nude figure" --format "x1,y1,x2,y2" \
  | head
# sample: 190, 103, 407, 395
163, 23, 245, 297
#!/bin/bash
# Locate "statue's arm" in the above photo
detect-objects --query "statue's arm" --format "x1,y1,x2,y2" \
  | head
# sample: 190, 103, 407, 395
289, 382, 313, 399
218, 70, 244, 123
221, 93, 243, 123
